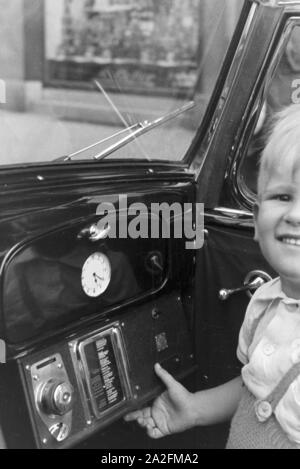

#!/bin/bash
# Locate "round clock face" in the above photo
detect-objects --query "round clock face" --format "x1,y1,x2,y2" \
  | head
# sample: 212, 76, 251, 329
81, 253, 111, 298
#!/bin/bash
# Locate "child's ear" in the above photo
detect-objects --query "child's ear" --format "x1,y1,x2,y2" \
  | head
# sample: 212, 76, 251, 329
253, 202, 259, 242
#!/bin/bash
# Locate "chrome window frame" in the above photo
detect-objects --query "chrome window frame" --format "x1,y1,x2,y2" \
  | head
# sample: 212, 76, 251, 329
189, 1, 258, 175
231, 13, 300, 210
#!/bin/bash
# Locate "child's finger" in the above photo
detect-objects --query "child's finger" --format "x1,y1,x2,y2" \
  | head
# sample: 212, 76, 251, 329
154, 362, 179, 389
124, 407, 151, 422
146, 423, 164, 439
137, 416, 149, 428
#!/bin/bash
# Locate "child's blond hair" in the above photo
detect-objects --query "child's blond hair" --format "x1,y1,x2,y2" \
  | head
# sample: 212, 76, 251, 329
258, 104, 300, 198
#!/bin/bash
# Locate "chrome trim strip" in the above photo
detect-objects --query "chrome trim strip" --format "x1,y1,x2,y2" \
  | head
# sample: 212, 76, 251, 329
214, 207, 253, 217
192, 2, 258, 176
69, 341, 91, 422
278, 1, 300, 5
205, 207, 254, 228
254, 0, 300, 6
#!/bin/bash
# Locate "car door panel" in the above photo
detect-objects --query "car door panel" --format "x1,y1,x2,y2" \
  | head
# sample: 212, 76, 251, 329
195, 219, 275, 389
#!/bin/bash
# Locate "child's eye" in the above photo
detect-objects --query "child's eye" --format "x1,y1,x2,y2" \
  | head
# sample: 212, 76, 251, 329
272, 194, 291, 202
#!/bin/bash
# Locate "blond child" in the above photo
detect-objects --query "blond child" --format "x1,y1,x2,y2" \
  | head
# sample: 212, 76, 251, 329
125, 104, 300, 449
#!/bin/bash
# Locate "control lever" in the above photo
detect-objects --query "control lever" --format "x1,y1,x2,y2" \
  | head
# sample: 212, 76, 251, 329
219, 270, 272, 301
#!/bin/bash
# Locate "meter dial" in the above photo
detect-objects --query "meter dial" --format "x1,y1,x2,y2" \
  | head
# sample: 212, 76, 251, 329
81, 253, 111, 298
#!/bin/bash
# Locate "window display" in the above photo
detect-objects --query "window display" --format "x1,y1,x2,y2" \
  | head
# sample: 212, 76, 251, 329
45, 0, 200, 95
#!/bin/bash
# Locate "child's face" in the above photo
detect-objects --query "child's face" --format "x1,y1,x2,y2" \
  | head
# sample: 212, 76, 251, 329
254, 163, 300, 298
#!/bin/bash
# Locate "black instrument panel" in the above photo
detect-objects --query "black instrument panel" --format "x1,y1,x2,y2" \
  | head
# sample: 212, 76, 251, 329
0, 180, 196, 448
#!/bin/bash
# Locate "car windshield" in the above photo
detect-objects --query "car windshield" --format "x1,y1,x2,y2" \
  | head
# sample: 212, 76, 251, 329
0, 0, 243, 166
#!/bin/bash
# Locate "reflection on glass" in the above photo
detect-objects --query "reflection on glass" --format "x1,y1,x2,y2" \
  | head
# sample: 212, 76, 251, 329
241, 24, 300, 195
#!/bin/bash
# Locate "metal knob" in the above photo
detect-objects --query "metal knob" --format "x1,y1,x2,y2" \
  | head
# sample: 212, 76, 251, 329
219, 270, 272, 301
39, 380, 73, 416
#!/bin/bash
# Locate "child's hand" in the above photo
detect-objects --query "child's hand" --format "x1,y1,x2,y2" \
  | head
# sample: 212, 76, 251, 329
124, 363, 195, 438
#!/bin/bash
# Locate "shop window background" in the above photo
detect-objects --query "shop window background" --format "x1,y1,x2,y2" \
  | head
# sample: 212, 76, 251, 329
45, 0, 200, 96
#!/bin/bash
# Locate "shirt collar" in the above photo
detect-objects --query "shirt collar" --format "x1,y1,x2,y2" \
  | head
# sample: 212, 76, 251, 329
255, 277, 281, 301
258, 277, 300, 308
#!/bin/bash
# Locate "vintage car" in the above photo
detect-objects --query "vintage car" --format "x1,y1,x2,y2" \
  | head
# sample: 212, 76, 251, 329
0, 0, 299, 449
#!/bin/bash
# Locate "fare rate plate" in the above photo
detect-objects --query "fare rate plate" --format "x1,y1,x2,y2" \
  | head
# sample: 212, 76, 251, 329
78, 326, 131, 419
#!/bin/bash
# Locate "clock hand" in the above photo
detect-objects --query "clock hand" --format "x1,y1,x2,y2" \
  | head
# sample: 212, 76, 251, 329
93, 272, 104, 282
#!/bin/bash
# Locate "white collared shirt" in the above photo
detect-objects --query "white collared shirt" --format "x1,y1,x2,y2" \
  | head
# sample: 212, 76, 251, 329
238, 277, 300, 444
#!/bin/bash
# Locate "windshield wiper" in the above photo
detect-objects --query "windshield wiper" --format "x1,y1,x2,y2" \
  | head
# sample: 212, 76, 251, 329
93, 100, 195, 161
60, 100, 195, 162
62, 124, 141, 161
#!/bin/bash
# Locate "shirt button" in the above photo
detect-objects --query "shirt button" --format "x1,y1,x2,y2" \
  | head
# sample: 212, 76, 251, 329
292, 349, 300, 364
285, 303, 299, 313
263, 343, 275, 356
255, 400, 272, 422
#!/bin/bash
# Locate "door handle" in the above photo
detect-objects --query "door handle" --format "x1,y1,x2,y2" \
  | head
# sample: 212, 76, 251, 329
219, 270, 272, 301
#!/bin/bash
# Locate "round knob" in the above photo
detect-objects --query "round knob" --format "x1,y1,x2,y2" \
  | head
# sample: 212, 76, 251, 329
39, 380, 73, 416
219, 289, 231, 301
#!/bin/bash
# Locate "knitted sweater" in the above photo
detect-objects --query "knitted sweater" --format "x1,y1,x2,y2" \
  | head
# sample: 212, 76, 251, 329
227, 386, 298, 449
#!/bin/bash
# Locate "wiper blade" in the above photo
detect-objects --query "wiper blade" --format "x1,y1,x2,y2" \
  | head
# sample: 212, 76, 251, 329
62, 124, 140, 161
93, 100, 195, 161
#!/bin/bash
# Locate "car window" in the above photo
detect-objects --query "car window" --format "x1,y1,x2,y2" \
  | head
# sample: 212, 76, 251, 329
239, 22, 300, 196
0, 0, 243, 167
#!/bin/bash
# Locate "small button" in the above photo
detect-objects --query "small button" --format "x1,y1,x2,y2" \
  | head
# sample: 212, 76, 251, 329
263, 343, 275, 356
292, 349, 300, 364
255, 400, 272, 422
284, 303, 299, 313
